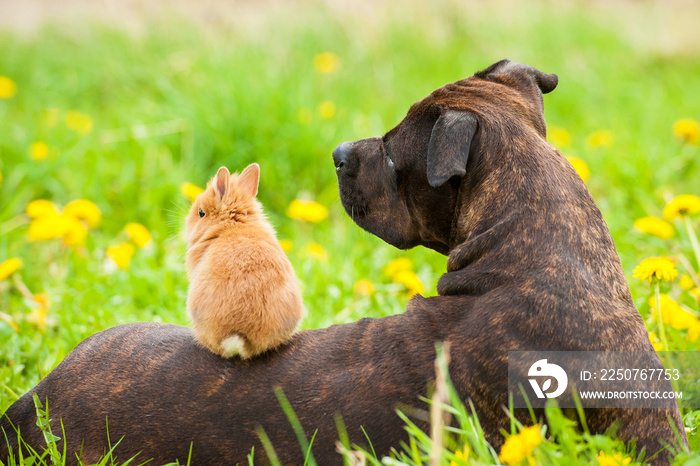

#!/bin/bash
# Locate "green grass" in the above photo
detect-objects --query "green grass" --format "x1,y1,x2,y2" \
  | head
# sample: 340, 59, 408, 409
1, 0, 700, 463
346, 344, 669, 466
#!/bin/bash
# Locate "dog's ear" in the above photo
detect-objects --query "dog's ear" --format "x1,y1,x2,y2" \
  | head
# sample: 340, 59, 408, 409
532, 68, 558, 94
476, 59, 558, 95
427, 110, 478, 188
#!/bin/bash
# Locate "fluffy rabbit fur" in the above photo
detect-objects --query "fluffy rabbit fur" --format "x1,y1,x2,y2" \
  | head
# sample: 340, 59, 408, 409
185, 164, 304, 359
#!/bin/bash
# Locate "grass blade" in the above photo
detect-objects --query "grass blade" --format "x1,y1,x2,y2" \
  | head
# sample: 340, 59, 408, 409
274, 387, 317, 466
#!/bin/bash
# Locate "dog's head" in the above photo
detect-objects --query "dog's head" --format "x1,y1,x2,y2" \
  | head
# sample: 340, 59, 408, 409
333, 59, 558, 255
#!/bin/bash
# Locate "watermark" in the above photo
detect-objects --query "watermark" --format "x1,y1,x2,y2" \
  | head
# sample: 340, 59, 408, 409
508, 351, 699, 409
528, 359, 568, 399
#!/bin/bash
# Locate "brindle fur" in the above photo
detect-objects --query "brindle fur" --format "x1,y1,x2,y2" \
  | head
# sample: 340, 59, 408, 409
0, 59, 686, 465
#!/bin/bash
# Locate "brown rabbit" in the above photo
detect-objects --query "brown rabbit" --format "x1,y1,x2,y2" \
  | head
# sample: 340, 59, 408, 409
185, 164, 304, 359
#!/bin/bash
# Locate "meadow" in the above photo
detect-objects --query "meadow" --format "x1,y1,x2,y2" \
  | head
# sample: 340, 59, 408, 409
1, 0, 700, 464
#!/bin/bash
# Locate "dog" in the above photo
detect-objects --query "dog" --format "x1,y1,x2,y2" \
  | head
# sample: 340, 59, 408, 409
0, 59, 686, 465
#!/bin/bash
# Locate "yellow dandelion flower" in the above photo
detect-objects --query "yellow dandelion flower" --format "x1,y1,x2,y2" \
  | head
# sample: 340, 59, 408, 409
125, 223, 152, 249
27, 306, 48, 330
313, 52, 341, 74
498, 425, 542, 466
679, 274, 696, 290
28, 214, 71, 241
690, 287, 700, 301
597, 451, 632, 466
649, 293, 679, 314
548, 126, 571, 149
107, 242, 136, 269
65, 110, 93, 134
673, 118, 700, 145
450, 444, 470, 466
393, 270, 425, 296
298, 108, 313, 125
648, 331, 663, 351
319, 101, 336, 119
649, 294, 698, 331
26, 212, 86, 246
25, 199, 94, 246
565, 156, 590, 182
64, 199, 101, 228
384, 257, 413, 278
0, 258, 22, 281
0, 311, 19, 331
29, 141, 50, 161
519, 424, 543, 450
0, 75, 17, 99
279, 239, 293, 253
663, 194, 700, 220
687, 321, 700, 342
26, 199, 59, 218
306, 242, 328, 261
633, 216, 674, 240
27, 294, 50, 331
33, 293, 49, 308
286, 199, 329, 223
41, 108, 61, 128
353, 279, 375, 297
180, 182, 204, 202
633, 257, 678, 283
62, 216, 88, 246
586, 129, 614, 149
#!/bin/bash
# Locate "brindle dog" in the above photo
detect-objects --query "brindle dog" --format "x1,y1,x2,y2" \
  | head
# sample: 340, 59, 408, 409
0, 59, 686, 465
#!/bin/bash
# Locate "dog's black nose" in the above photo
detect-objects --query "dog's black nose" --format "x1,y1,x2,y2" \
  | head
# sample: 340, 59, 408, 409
333, 141, 353, 173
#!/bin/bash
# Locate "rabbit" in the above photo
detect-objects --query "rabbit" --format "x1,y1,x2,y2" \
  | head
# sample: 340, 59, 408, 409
185, 163, 304, 359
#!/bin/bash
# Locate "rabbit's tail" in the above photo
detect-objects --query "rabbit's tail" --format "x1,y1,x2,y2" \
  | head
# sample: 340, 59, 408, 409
220, 334, 251, 359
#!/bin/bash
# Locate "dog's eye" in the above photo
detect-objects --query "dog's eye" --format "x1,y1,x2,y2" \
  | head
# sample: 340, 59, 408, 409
386, 152, 395, 169
198, 209, 205, 218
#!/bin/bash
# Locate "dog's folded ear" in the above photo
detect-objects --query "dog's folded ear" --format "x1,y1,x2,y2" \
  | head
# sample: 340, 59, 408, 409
475, 59, 558, 95
427, 110, 478, 188
533, 69, 558, 94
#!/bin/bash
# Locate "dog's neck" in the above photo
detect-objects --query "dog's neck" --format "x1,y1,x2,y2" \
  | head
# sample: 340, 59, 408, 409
438, 124, 631, 307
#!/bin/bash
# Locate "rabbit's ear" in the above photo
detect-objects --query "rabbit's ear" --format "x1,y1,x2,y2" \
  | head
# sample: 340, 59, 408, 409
215, 167, 230, 201
238, 163, 260, 198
